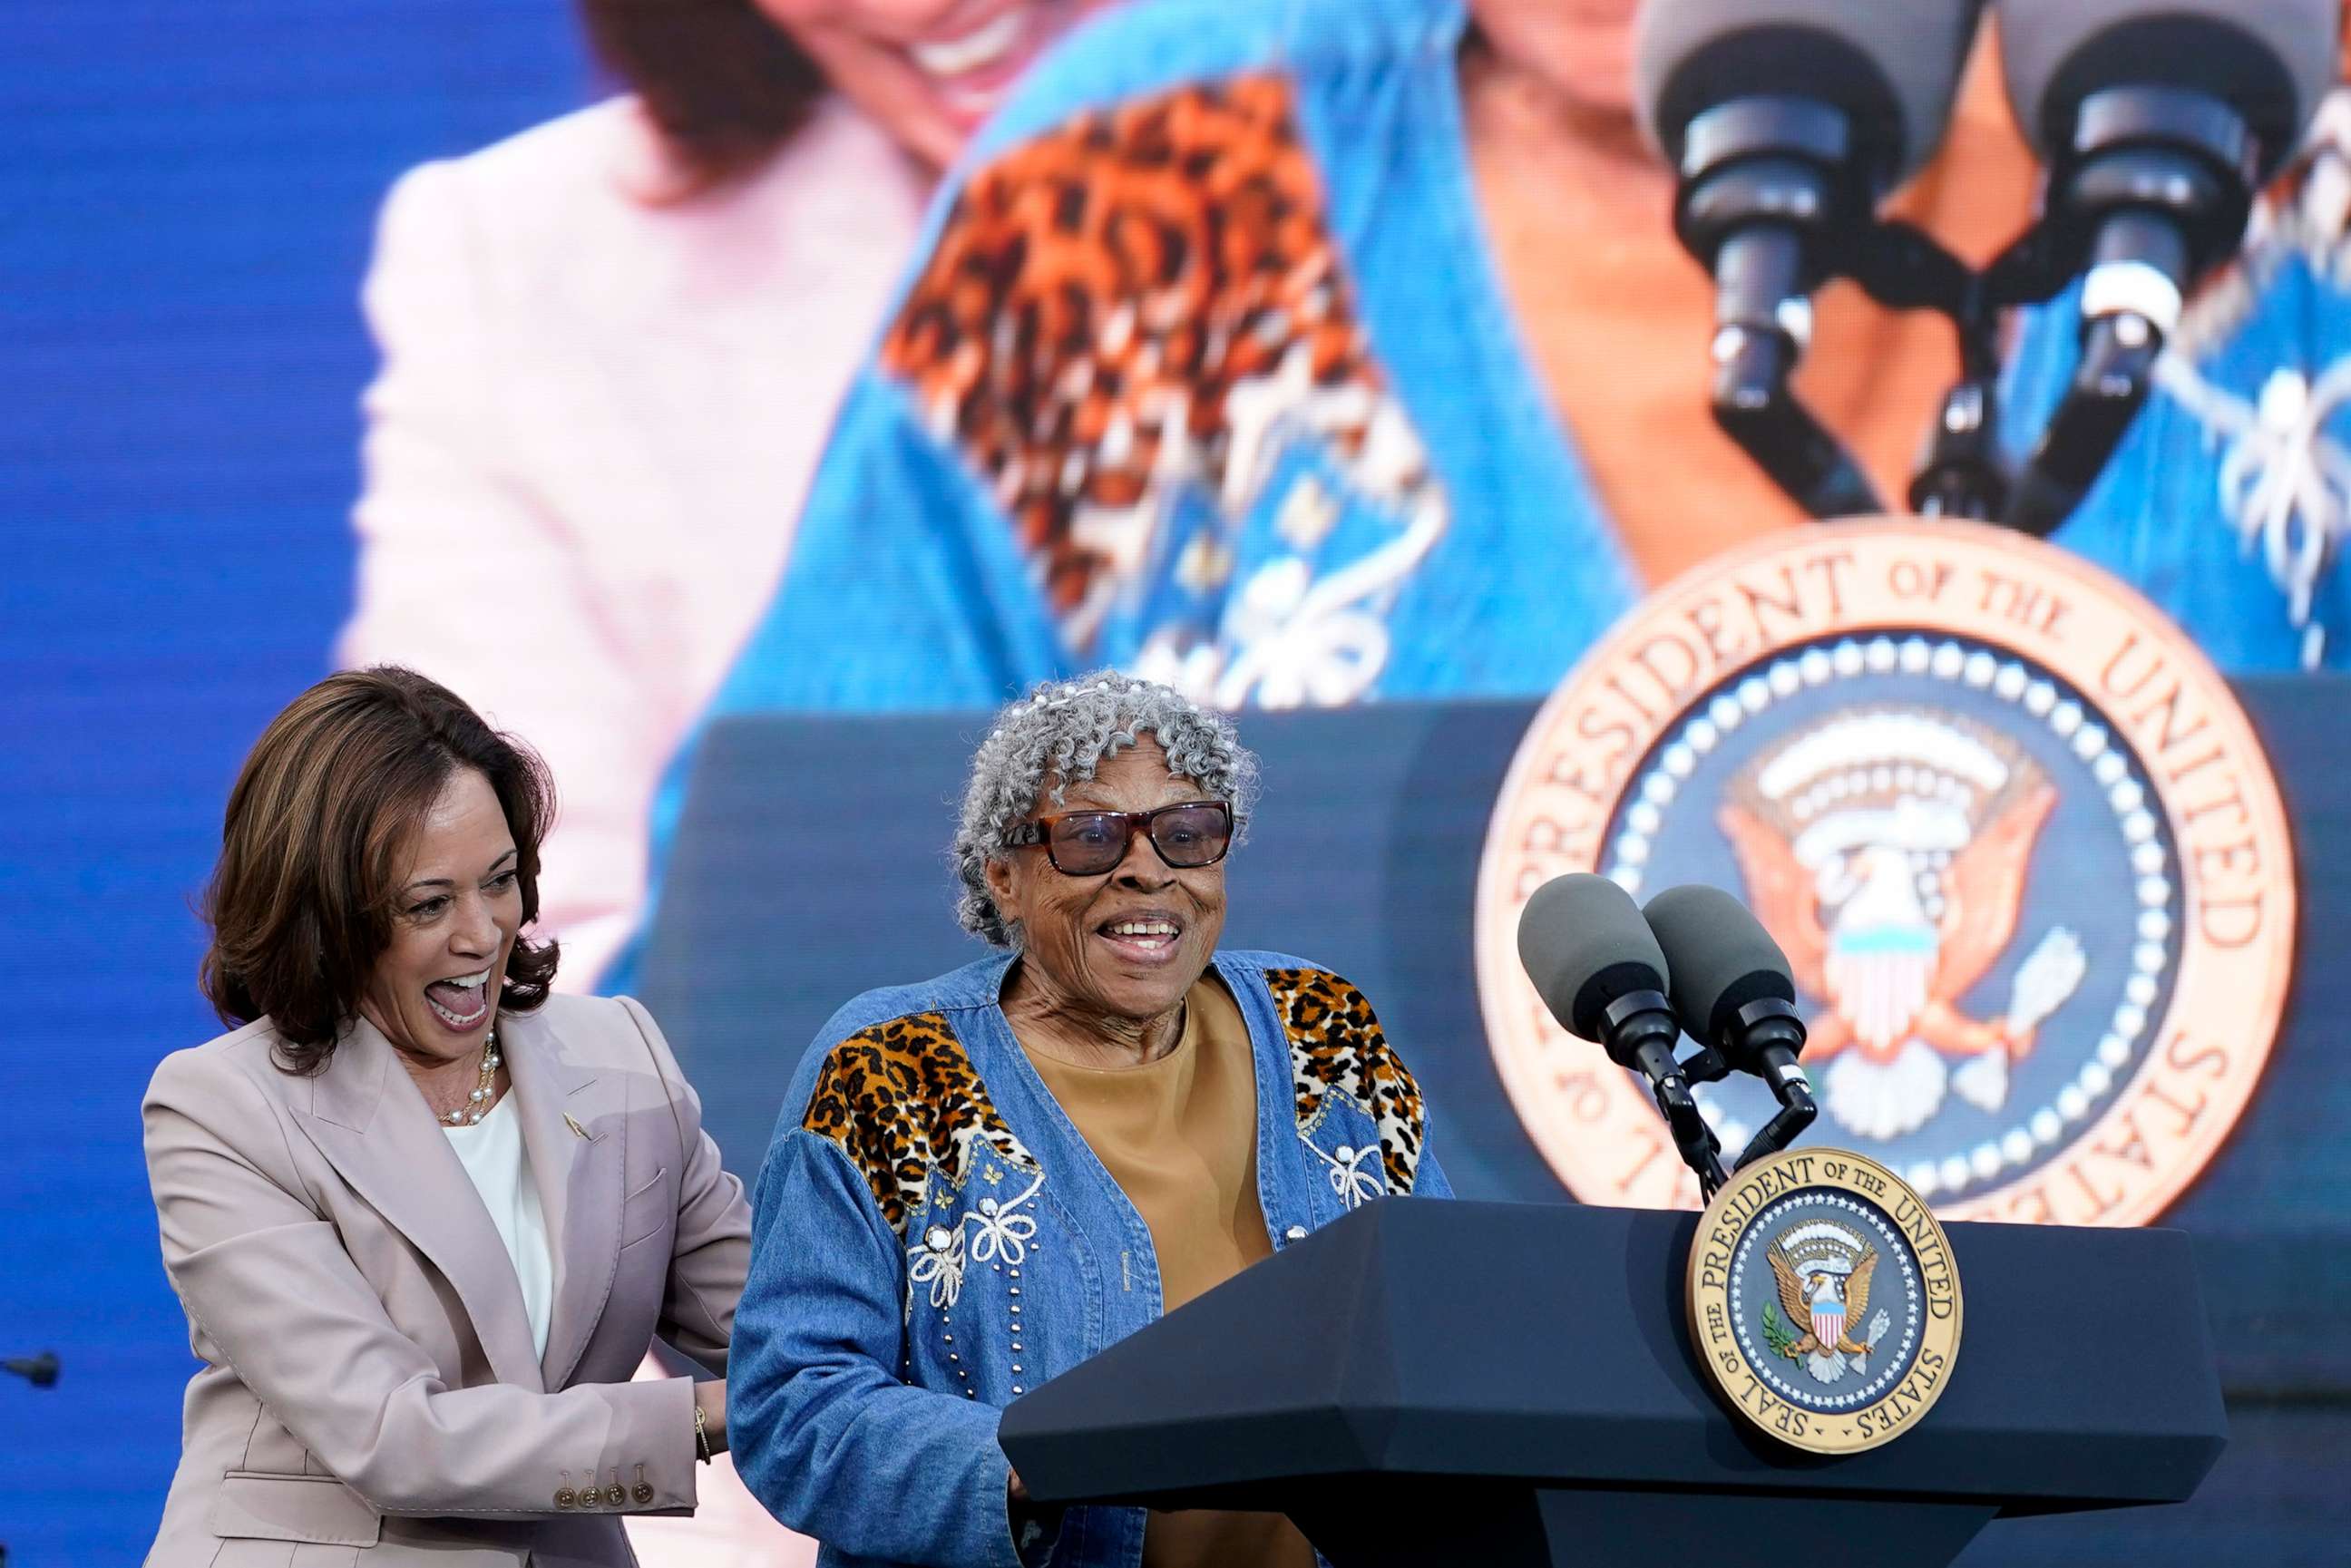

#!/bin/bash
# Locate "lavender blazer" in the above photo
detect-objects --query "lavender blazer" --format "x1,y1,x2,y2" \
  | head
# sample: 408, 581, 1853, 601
141, 992, 751, 1566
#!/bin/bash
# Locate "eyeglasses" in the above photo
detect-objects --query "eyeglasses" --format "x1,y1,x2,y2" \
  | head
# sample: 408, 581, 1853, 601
1005, 800, 1234, 877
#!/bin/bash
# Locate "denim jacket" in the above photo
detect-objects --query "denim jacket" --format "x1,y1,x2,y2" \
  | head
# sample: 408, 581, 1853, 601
727, 950, 1450, 1568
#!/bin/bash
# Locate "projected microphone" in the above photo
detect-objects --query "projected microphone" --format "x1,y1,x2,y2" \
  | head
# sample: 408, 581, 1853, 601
1998, 0, 2339, 534
1635, 0, 1985, 518
1642, 884, 1819, 1171
1518, 873, 1727, 1194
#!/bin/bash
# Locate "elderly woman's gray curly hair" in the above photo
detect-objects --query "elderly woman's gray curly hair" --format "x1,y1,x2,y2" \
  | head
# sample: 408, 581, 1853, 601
954, 672, 1259, 948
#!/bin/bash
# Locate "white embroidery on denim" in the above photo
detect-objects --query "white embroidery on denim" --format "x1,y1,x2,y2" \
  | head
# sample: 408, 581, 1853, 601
2132, 84, 2351, 664
2154, 354, 2351, 663
1119, 379, 1447, 711
966, 1172, 1042, 1266
906, 1169, 1044, 1320
909, 1221, 968, 1311
1313, 1141, 1387, 1210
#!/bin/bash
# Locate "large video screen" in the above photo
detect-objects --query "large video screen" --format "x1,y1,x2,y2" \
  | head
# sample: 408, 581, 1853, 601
9, 0, 2347, 1563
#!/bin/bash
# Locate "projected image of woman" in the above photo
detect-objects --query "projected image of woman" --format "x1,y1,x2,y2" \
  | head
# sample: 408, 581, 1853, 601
341, 0, 1117, 995
671, 0, 2351, 721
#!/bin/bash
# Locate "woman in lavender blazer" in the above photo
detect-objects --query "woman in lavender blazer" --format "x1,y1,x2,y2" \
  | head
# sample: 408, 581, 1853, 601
143, 669, 749, 1566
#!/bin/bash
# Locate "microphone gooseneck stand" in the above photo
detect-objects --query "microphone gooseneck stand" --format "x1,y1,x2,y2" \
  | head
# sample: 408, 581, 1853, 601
1599, 989, 1732, 1198
1634, 1005, 1819, 1186
1677, 86, 2258, 530
1989, 86, 2256, 534
1714, 997, 1820, 1171
1677, 95, 1890, 520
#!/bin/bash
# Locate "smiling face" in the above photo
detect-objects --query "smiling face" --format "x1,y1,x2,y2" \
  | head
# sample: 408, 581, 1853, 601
356, 767, 522, 1066
752, 0, 1108, 169
985, 736, 1228, 1032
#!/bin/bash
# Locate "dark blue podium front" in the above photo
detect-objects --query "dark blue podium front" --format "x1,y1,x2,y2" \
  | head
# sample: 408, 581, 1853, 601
997, 1201, 2225, 1568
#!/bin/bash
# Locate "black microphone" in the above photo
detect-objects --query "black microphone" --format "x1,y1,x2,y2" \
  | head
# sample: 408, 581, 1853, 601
1634, 0, 1985, 518
1517, 873, 1727, 1193
1997, 0, 2339, 534
1642, 884, 1819, 1170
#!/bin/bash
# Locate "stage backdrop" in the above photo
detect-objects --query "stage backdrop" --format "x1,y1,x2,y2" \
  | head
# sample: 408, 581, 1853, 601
6, 0, 2351, 1565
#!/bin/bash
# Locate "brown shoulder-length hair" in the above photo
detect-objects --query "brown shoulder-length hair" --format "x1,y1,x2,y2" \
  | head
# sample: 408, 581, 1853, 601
200, 667, 561, 1073
577, 0, 829, 192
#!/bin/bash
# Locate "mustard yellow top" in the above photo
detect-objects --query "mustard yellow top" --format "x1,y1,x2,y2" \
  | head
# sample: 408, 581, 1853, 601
1020, 974, 1317, 1568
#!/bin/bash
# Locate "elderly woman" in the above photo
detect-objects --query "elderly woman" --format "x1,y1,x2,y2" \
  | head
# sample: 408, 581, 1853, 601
142, 667, 750, 1566
727, 672, 1449, 1568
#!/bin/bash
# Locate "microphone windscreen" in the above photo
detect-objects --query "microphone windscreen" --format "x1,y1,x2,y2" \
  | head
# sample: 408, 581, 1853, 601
1634, 0, 1986, 189
1641, 883, 1797, 1044
1999, 0, 2337, 178
1517, 873, 1672, 1043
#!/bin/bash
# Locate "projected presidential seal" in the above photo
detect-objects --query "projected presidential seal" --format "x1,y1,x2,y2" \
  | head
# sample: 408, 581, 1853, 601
1687, 1146, 1961, 1453
1475, 520, 2294, 1224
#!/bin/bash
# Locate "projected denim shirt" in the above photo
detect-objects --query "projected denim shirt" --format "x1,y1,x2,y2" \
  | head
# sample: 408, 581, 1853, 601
605, 0, 2351, 993
725, 950, 1449, 1568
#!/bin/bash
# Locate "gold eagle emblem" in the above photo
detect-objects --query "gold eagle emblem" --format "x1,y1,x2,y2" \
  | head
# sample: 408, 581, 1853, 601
1767, 1244, 1878, 1361
1719, 708, 2087, 1139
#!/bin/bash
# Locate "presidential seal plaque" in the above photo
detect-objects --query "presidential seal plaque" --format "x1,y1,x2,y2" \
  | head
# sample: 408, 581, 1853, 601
1477, 520, 2295, 1224
1687, 1146, 1961, 1453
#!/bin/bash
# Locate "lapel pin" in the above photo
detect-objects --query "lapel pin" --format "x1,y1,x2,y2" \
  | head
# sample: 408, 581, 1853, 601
563, 1112, 590, 1140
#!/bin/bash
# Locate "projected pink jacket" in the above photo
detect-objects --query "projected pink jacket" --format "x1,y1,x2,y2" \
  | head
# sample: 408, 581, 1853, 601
339, 94, 927, 991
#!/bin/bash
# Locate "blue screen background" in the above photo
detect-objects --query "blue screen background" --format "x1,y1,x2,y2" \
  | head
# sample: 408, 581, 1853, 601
0, 5, 590, 1559
3, 4, 2346, 1563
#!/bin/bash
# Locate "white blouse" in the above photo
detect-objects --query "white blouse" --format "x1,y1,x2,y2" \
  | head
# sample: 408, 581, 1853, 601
443, 1095, 555, 1359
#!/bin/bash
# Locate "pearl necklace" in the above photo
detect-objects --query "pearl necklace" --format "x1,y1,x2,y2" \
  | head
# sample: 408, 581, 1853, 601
445, 1031, 502, 1125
